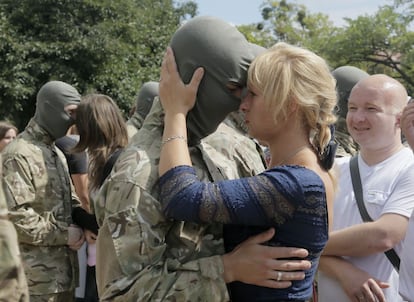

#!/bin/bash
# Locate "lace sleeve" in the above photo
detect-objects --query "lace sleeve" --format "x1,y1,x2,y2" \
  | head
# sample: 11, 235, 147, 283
159, 165, 325, 226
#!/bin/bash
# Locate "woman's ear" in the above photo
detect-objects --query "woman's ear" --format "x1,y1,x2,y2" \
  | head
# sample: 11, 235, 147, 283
288, 99, 298, 115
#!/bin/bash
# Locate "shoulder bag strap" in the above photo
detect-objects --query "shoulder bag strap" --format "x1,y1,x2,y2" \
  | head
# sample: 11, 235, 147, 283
349, 155, 400, 272
350, 156, 372, 222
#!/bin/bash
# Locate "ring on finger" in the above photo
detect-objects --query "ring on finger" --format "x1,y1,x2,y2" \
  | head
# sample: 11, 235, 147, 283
276, 271, 283, 282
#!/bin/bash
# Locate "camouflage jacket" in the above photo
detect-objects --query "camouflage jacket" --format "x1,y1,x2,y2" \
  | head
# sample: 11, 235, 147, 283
94, 99, 265, 301
2, 119, 79, 295
0, 154, 29, 302
334, 118, 359, 158
126, 113, 145, 139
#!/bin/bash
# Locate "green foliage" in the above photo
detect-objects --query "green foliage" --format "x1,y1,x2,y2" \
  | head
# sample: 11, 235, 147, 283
0, 0, 196, 130
242, 0, 414, 94
237, 24, 275, 48
256, 0, 339, 51
322, 4, 414, 94
2, 0, 414, 129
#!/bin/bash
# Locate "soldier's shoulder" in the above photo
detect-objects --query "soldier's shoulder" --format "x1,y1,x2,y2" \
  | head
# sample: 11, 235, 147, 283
2, 137, 39, 158
205, 123, 252, 148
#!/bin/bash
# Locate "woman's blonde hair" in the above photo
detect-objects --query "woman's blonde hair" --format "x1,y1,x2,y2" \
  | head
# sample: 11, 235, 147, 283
248, 42, 337, 157
73, 94, 128, 191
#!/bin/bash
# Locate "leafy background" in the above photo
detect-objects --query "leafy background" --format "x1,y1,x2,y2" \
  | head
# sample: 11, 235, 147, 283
0, 0, 412, 130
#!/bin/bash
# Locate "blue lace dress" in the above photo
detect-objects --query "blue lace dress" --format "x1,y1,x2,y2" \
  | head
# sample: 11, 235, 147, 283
159, 165, 328, 301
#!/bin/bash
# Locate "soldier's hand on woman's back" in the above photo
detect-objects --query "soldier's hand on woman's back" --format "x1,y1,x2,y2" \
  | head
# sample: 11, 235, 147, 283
222, 228, 311, 289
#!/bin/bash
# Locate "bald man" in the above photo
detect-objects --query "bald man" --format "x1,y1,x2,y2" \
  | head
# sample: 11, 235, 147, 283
318, 74, 414, 302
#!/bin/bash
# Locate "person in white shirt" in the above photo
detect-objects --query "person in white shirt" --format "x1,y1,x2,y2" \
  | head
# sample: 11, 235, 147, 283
399, 97, 414, 301
318, 74, 414, 302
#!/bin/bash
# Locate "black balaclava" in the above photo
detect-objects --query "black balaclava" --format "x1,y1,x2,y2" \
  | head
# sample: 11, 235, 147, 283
332, 66, 369, 119
170, 16, 258, 146
34, 81, 81, 140
135, 81, 159, 119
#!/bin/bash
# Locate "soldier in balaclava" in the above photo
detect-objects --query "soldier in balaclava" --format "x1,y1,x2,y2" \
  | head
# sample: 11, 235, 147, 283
332, 66, 369, 157
94, 16, 310, 301
34, 81, 81, 140
126, 81, 159, 138
2, 81, 85, 301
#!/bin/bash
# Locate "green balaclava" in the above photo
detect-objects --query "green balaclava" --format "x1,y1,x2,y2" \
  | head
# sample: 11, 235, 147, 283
135, 81, 159, 120
34, 81, 81, 140
170, 16, 259, 146
225, 42, 266, 134
332, 66, 369, 119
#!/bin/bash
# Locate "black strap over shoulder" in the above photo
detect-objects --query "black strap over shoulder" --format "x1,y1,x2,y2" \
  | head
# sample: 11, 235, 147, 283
350, 156, 372, 221
349, 155, 400, 272
100, 148, 123, 186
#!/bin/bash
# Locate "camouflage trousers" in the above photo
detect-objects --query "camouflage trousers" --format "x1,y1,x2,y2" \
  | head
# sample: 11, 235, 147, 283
30, 291, 75, 302
0, 219, 29, 302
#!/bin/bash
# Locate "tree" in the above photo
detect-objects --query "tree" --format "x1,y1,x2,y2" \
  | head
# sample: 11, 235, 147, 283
246, 0, 340, 53
241, 0, 413, 94
237, 23, 275, 48
322, 3, 414, 94
0, 0, 196, 130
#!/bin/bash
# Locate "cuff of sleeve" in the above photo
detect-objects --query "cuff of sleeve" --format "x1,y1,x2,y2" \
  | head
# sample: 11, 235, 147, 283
199, 255, 229, 300
199, 255, 225, 280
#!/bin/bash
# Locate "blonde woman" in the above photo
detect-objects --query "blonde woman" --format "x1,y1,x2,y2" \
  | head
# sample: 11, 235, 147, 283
158, 42, 337, 301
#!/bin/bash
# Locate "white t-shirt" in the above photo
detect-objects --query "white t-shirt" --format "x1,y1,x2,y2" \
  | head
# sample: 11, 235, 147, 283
319, 148, 414, 302
399, 209, 414, 301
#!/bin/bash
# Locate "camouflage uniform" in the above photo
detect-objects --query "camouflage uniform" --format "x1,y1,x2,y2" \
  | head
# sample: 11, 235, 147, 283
334, 117, 359, 157
126, 114, 144, 139
94, 16, 265, 301
2, 119, 79, 300
222, 108, 269, 166
0, 153, 29, 302
223, 111, 248, 135
94, 100, 265, 301
127, 81, 159, 139
203, 122, 267, 173
332, 66, 368, 158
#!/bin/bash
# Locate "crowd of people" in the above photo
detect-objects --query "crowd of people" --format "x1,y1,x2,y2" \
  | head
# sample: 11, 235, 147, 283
1, 15, 414, 302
